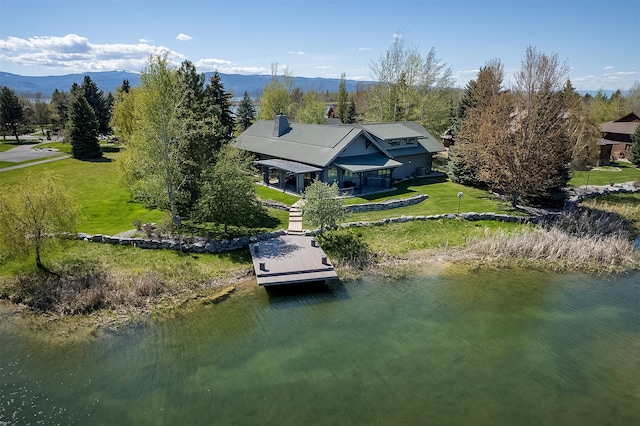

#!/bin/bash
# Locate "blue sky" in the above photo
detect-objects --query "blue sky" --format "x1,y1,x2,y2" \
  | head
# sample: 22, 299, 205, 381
0, 0, 638, 91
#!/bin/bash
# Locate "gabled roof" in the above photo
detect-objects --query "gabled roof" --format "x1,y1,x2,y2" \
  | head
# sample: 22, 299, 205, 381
235, 120, 363, 167
235, 117, 445, 168
600, 111, 640, 135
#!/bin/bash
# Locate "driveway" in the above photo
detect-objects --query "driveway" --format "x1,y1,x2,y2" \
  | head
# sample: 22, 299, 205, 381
0, 143, 64, 162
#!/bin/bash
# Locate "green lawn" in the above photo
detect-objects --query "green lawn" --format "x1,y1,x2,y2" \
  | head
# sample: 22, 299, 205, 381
570, 162, 640, 187
0, 153, 163, 235
345, 176, 514, 223
255, 184, 300, 206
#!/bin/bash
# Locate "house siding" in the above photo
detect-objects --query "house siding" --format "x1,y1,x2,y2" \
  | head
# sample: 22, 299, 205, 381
393, 154, 431, 178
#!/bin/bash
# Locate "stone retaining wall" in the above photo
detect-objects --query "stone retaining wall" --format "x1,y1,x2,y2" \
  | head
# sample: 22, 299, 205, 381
564, 182, 640, 210
76, 229, 287, 253
344, 194, 428, 213
305, 212, 538, 235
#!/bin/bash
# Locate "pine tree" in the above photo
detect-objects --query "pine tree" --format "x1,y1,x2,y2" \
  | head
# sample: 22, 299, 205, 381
0, 86, 24, 142
629, 123, 640, 166
236, 91, 256, 131
346, 101, 357, 124
81, 76, 111, 135
68, 93, 102, 160
338, 73, 348, 123
204, 71, 234, 140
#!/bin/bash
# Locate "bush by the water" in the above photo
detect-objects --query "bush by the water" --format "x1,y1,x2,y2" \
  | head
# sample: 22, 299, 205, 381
3, 268, 166, 315
316, 229, 376, 270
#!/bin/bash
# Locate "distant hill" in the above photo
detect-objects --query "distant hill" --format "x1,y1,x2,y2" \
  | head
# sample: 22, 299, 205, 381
0, 70, 371, 99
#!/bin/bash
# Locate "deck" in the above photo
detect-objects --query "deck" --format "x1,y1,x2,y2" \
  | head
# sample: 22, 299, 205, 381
249, 235, 338, 286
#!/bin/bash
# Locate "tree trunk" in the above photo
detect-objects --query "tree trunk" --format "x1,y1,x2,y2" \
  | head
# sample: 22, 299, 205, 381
511, 190, 519, 208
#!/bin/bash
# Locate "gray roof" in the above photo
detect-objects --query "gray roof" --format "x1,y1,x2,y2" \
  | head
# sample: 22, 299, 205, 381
235, 117, 444, 168
255, 159, 323, 174
235, 120, 362, 167
333, 154, 402, 173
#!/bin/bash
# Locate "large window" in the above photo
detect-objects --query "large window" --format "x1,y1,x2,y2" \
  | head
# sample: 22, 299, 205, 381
327, 167, 338, 183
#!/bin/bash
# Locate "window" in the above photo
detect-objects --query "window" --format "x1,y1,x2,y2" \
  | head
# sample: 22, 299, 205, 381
327, 167, 338, 183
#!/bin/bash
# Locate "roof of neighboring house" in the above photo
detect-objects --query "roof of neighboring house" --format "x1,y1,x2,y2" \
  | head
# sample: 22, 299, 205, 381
235, 116, 444, 168
600, 111, 640, 135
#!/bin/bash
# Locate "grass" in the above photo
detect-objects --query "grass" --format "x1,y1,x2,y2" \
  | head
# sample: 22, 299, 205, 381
255, 184, 300, 206
581, 193, 640, 234
0, 153, 163, 234
569, 162, 640, 186
345, 178, 514, 223
345, 219, 525, 256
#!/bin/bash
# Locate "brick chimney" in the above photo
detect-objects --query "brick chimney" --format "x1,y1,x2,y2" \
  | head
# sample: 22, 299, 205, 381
272, 113, 290, 137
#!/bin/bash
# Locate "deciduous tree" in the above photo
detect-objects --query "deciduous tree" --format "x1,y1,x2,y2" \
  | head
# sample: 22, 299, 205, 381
458, 47, 573, 206
32, 92, 51, 135
119, 53, 184, 221
296, 91, 326, 124
196, 146, 263, 233
258, 64, 293, 119
0, 172, 77, 270
302, 180, 346, 233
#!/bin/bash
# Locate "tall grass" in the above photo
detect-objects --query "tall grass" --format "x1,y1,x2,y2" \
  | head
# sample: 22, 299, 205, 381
467, 208, 638, 271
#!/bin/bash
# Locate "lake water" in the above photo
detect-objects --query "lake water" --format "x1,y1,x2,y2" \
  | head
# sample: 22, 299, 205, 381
1, 267, 638, 425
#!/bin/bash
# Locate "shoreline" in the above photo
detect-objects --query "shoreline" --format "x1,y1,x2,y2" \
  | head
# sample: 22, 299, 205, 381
1, 242, 637, 342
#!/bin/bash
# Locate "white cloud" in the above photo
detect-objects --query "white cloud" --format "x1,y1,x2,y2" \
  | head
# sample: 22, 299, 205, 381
176, 33, 192, 41
139, 38, 150, 43
0, 34, 183, 73
195, 57, 268, 75
288, 51, 305, 55
358, 47, 371, 51
392, 33, 402, 41
603, 66, 614, 70
316, 65, 332, 69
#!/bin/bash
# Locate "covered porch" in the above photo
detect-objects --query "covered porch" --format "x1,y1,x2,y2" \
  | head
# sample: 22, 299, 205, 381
256, 159, 323, 194
332, 154, 402, 195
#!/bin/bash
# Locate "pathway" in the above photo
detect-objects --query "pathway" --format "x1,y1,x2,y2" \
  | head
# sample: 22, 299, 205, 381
287, 201, 304, 235
0, 155, 70, 172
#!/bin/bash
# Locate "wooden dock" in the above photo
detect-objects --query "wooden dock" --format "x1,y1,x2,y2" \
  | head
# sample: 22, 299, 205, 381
249, 235, 338, 286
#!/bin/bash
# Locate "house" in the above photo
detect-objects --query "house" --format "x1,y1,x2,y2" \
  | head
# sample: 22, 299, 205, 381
598, 111, 640, 164
234, 114, 445, 194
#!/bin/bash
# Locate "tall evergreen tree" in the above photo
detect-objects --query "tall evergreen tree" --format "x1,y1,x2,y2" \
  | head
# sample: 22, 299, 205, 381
338, 73, 348, 123
204, 71, 234, 140
629, 123, 640, 166
68, 93, 102, 160
236, 91, 256, 131
345, 101, 357, 124
80, 76, 111, 135
0, 86, 25, 142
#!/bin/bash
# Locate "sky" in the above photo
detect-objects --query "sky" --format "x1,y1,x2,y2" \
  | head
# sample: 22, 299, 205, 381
0, 0, 638, 91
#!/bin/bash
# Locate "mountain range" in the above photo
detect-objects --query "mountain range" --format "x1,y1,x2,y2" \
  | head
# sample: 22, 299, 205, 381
0, 70, 370, 99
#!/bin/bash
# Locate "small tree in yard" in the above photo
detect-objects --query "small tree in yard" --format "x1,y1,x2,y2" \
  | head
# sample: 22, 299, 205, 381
196, 147, 264, 233
629, 124, 640, 167
302, 180, 346, 233
0, 172, 77, 271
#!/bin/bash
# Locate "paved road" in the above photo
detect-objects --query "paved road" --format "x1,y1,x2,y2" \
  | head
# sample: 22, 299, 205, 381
0, 143, 69, 172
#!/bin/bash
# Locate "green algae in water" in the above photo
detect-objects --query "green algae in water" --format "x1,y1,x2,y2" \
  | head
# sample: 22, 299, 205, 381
1, 268, 638, 425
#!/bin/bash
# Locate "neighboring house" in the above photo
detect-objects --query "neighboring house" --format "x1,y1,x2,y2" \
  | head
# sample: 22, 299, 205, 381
598, 111, 640, 164
234, 114, 445, 194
